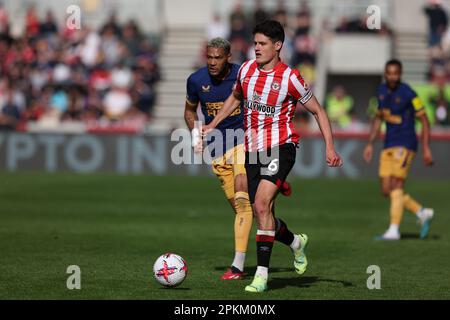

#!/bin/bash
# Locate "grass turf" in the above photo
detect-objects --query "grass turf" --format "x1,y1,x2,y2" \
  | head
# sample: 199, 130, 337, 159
0, 172, 449, 300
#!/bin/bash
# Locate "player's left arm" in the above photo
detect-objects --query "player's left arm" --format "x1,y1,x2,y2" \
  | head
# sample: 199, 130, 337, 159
412, 95, 433, 166
303, 96, 343, 167
416, 112, 434, 166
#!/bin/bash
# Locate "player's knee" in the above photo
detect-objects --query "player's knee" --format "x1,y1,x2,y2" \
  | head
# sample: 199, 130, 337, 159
234, 174, 248, 193
391, 178, 404, 190
381, 187, 390, 197
253, 198, 270, 218
234, 191, 250, 207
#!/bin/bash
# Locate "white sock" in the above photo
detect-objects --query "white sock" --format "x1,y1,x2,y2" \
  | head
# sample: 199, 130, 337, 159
290, 234, 301, 251
255, 266, 268, 280
388, 224, 399, 234
232, 252, 245, 272
416, 207, 424, 218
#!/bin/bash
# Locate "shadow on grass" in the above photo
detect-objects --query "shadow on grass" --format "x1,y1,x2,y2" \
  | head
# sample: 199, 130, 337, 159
215, 266, 353, 289
215, 266, 292, 275
269, 276, 354, 290
158, 287, 191, 290
401, 233, 440, 240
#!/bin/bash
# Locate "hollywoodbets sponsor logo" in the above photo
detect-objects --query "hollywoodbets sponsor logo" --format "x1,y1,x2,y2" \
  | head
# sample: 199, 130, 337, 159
244, 100, 277, 118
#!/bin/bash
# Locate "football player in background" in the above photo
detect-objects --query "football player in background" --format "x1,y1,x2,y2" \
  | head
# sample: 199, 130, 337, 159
363, 59, 435, 240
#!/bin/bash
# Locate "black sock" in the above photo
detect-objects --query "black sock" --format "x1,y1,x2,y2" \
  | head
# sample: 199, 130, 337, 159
231, 266, 242, 273
275, 218, 295, 246
256, 231, 275, 268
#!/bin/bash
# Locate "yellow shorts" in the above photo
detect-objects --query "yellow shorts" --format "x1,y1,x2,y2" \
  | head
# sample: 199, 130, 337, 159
211, 144, 246, 199
379, 147, 415, 179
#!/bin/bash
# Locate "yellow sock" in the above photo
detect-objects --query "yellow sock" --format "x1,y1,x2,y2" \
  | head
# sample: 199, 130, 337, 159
234, 191, 253, 253
403, 194, 422, 215
390, 189, 404, 225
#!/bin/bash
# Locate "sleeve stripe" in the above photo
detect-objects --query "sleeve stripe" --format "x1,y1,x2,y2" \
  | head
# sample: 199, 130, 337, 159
186, 98, 197, 106
290, 74, 308, 96
415, 109, 426, 117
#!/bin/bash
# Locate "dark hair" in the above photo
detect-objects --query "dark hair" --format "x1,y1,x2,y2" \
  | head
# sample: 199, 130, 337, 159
385, 59, 402, 71
252, 20, 285, 44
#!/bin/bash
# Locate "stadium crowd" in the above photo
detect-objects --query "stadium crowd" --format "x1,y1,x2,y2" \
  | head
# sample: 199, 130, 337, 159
0, 4, 160, 131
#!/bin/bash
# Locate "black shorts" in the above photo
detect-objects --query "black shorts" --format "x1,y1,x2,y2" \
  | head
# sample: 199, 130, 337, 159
245, 143, 297, 204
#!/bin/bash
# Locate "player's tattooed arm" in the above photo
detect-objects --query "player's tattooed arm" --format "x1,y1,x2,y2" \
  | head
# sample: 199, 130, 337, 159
363, 113, 382, 163
303, 96, 343, 167
417, 113, 434, 166
184, 101, 198, 131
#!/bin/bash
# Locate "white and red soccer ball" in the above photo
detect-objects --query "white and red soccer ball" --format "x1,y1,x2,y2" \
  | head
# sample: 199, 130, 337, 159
153, 253, 188, 287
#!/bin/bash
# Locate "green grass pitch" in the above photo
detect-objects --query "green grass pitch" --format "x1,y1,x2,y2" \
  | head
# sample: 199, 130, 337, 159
0, 172, 449, 300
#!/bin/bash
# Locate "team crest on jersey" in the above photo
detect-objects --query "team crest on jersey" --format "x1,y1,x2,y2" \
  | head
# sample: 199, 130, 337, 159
243, 77, 250, 84
253, 93, 261, 102
395, 96, 401, 104
271, 81, 280, 91
379, 95, 384, 101
202, 85, 211, 93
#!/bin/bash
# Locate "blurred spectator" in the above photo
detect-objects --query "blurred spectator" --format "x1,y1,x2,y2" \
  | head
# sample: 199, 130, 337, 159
0, 85, 21, 130
101, 26, 122, 68
40, 10, 58, 37
0, 2, 9, 34
61, 86, 85, 121
423, 0, 448, 48
428, 45, 450, 83
253, 0, 269, 28
25, 5, 40, 39
207, 14, 229, 40
335, 15, 391, 35
229, 2, 247, 29
430, 86, 450, 126
291, 6, 316, 67
228, 1, 251, 63
326, 86, 354, 129
101, 12, 122, 38
122, 20, 143, 57
103, 86, 132, 120
273, 0, 293, 64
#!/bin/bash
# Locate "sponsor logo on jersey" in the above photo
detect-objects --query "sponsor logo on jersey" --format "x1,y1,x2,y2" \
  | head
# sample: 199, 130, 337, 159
244, 100, 276, 118
202, 85, 211, 93
253, 93, 261, 102
206, 102, 241, 117
271, 81, 280, 91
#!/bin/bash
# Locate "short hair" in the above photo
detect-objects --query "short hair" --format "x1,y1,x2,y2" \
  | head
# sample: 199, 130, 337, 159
385, 59, 402, 71
206, 38, 231, 55
252, 20, 285, 44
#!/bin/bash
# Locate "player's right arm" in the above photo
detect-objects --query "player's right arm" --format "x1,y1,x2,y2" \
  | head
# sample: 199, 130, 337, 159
363, 88, 384, 163
184, 100, 198, 131
184, 75, 202, 152
363, 113, 382, 163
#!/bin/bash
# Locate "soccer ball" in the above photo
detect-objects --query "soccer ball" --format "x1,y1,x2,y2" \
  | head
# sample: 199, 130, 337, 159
153, 253, 188, 287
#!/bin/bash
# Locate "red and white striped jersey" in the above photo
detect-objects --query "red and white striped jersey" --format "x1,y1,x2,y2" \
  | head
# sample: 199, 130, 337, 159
233, 59, 312, 152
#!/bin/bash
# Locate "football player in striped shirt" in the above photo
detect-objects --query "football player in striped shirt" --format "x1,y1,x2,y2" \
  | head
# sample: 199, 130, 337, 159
203, 20, 343, 292
363, 59, 434, 240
